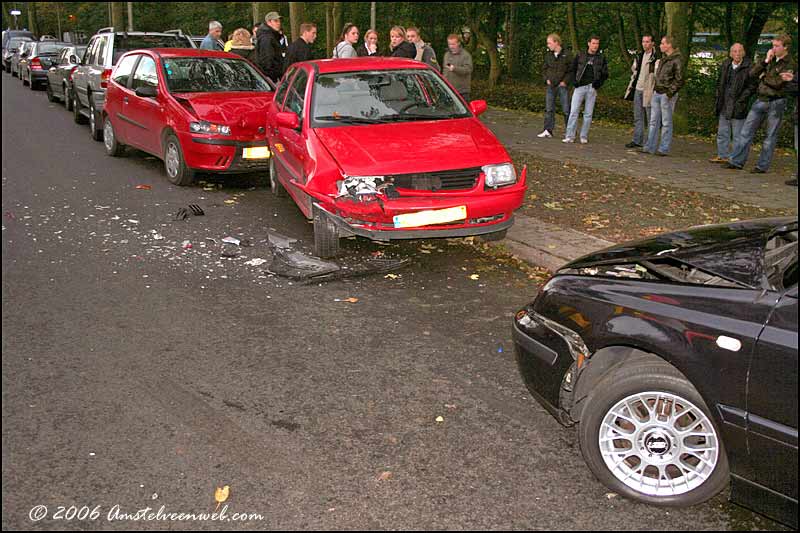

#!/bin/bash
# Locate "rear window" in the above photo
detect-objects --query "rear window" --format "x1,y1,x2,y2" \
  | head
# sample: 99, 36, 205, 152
36, 42, 66, 55
8, 38, 32, 50
112, 35, 191, 64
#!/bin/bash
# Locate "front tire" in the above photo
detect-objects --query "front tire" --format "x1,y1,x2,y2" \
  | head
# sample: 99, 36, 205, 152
65, 84, 74, 111
103, 117, 125, 157
89, 100, 103, 141
163, 134, 194, 186
313, 209, 340, 258
578, 359, 729, 507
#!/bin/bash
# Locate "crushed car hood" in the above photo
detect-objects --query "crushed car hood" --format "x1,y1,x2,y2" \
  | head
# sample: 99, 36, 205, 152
172, 92, 273, 134
313, 119, 508, 176
564, 217, 798, 288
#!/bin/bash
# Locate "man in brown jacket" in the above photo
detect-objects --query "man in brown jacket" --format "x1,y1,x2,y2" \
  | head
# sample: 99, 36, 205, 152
443, 34, 473, 101
643, 36, 684, 156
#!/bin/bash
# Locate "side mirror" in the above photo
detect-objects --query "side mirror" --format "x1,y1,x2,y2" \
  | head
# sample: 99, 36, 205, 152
276, 111, 300, 130
135, 85, 158, 98
70, 55, 78, 64
469, 99, 488, 116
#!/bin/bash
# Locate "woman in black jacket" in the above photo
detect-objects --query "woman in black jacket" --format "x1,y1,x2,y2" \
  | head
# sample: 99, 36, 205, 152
388, 26, 416, 59
228, 28, 258, 64
356, 29, 381, 57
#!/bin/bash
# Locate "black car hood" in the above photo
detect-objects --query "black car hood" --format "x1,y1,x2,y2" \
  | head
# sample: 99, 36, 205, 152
564, 217, 798, 289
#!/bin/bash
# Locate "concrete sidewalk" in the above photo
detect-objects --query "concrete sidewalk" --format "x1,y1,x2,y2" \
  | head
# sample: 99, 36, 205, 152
481, 106, 798, 271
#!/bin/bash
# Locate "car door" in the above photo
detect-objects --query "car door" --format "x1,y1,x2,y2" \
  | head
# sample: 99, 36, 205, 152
107, 53, 141, 144
47, 48, 67, 95
125, 55, 164, 155
277, 68, 310, 193
73, 37, 97, 107
746, 283, 798, 509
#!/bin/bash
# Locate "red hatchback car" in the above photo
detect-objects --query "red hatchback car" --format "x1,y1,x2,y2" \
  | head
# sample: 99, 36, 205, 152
102, 49, 274, 184
267, 58, 527, 257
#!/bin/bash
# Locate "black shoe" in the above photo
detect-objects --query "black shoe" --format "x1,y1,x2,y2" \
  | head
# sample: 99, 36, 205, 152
655, 151, 668, 157
625, 142, 642, 149
750, 167, 766, 174
724, 162, 743, 170
786, 179, 798, 186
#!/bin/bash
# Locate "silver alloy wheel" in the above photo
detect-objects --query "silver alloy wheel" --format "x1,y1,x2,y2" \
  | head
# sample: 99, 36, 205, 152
269, 156, 277, 192
89, 102, 96, 131
104, 120, 114, 151
165, 143, 180, 178
598, 391, 719, 497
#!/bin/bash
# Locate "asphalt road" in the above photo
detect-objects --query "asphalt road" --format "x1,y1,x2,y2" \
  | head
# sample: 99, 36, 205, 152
1, 72, 783, 530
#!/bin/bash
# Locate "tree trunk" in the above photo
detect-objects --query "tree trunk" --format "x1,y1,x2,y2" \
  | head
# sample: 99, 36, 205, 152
325, 2, 333, 57
332, 2, 343, 42
126, 1, 133, 31
111, 2, 125, 31
665, 2, 690, 134
289, 2, 304, 41
26, 2, 37, 34
370, 2, 376, 31
616, 6, 631, 66
252, 2, 260, 26
633, 5, 643, 52
506, 1, 520, 79
724, 3, 733, 49
566, 2, 579, 53
742, 2, 777, 60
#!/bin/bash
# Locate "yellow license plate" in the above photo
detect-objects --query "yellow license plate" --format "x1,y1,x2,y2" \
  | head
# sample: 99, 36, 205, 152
393, 206, 467, 229
243, 146, 271, 159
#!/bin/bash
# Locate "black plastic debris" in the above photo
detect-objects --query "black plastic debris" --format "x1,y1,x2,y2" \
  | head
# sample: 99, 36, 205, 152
175, 204, 205, 221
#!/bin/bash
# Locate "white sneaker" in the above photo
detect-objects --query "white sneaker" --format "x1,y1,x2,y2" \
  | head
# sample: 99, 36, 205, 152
537, 130, 552, 138
562, 138, 574, 143
580, 138, 588, 144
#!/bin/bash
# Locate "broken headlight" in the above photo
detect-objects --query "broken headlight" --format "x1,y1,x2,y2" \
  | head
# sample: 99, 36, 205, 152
483, 163, 517, 188
337, 175, 388, 198
517, 310, 590, 362
190, 121, 231, 135
559, 263, 657, 280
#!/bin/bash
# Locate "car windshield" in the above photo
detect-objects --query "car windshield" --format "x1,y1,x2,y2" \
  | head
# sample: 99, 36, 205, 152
311, 69, 470, 127
112, 35, 192, 64
162, 57, 272, 93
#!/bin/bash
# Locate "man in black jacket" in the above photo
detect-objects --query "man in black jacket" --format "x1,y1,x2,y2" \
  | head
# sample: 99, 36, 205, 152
624, 35, 659, 148
257, 11, 287, 83
564, 36, 608, 143
711, 43, 755, 163
285, 23, 317, 67
538, 33, 572, 138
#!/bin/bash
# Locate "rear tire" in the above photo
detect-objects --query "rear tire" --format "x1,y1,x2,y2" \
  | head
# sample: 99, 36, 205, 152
163, 134, 194, 186
269, 156, 288, 197
28, 72, 36, 90
89, 100, 103, 141
73, 91, 88, 124
313, 209, 340, 258
64, 84, 74, 111
21, 69, 28, 85
103, 117, 125, 157
577, 359, 730, 507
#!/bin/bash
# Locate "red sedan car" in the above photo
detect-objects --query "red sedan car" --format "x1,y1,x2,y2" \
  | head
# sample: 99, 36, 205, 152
102, 49, 274, 184
267, 58, 527, 257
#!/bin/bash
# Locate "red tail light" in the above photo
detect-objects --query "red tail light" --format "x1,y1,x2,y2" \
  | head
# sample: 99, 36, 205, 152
68, 66, 78, 81
30, 57, 42, 70
100, 68, 112, 88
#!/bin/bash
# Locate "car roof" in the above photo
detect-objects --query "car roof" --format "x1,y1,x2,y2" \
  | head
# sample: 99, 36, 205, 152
306, 58, 430, 74
136, 48, 241, 59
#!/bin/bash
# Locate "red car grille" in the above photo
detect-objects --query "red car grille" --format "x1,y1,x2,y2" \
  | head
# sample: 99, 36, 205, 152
389, 167, 481, 192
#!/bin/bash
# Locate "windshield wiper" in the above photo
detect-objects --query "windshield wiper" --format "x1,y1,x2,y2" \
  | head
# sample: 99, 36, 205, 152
314, 115, 387, 125
380, 114, 454, 122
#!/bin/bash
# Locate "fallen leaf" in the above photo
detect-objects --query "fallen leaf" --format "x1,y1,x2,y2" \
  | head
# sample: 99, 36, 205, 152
435, 416, 444, 423
334, 297, 359, 303
215, 486, 230, 504
376, 471, 393, 481
135, 184, 152, 190
469, 274, 480, 280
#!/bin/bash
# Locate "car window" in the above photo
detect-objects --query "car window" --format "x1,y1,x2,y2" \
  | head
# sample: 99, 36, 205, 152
284, 69, 308, 120
84, 37, 98, 64
113, 54, 139, 87
94, 36, 108, 65
132, 55, 158, 90
162, 57, 271, 93
112, 35, 191, 65
274, 67, 296, 110
37, 42, 65, 55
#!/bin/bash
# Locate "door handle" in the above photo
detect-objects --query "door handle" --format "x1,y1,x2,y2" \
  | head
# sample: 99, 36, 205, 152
123, 97, 129, 104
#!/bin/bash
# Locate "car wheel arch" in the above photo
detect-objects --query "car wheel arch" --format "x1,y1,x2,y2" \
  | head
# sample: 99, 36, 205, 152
160, 126, 177, 155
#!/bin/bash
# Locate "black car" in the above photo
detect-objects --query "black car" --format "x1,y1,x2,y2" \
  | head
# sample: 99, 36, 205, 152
19, 41, 69, 89
45, 45, 87, 108
513, 218, 797, 527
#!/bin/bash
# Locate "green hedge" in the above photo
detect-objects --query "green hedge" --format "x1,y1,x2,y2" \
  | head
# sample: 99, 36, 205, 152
471, 79, 796, 148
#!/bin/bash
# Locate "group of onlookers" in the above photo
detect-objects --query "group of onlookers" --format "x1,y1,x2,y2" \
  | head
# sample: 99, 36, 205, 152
200, 16, 796, 184
540, 32, 796, 184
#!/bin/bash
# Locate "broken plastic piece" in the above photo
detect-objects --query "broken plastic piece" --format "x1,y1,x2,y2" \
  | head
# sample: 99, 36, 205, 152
334, 297, 359, 303
221, 236, 241, 246
135, 184, 152, 190
267, 232, 299, 250
244, 258, 268, 266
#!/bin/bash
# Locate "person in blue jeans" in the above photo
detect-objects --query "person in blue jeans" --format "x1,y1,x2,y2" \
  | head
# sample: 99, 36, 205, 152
564, 36, 607, 144
643, 36, 684, 156
624, 35, 658, 149
726, 34, 795, 174
710, 43, 755, 163
538, 33, 572, 139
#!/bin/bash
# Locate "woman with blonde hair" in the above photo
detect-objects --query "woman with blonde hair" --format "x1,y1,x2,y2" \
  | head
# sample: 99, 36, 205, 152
389, 26, 416, 58
333, 23, 359, 58
228, 28, 258, 64
357, 29, 380, 57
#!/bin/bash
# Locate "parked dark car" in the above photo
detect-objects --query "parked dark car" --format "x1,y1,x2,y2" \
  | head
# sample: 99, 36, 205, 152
45, 45, 87, 107
71, 27, 194, 141
19, 40, 69, 89
513, 217, 798, 527
2, 35, 33, 72
9, 40, 33, 77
